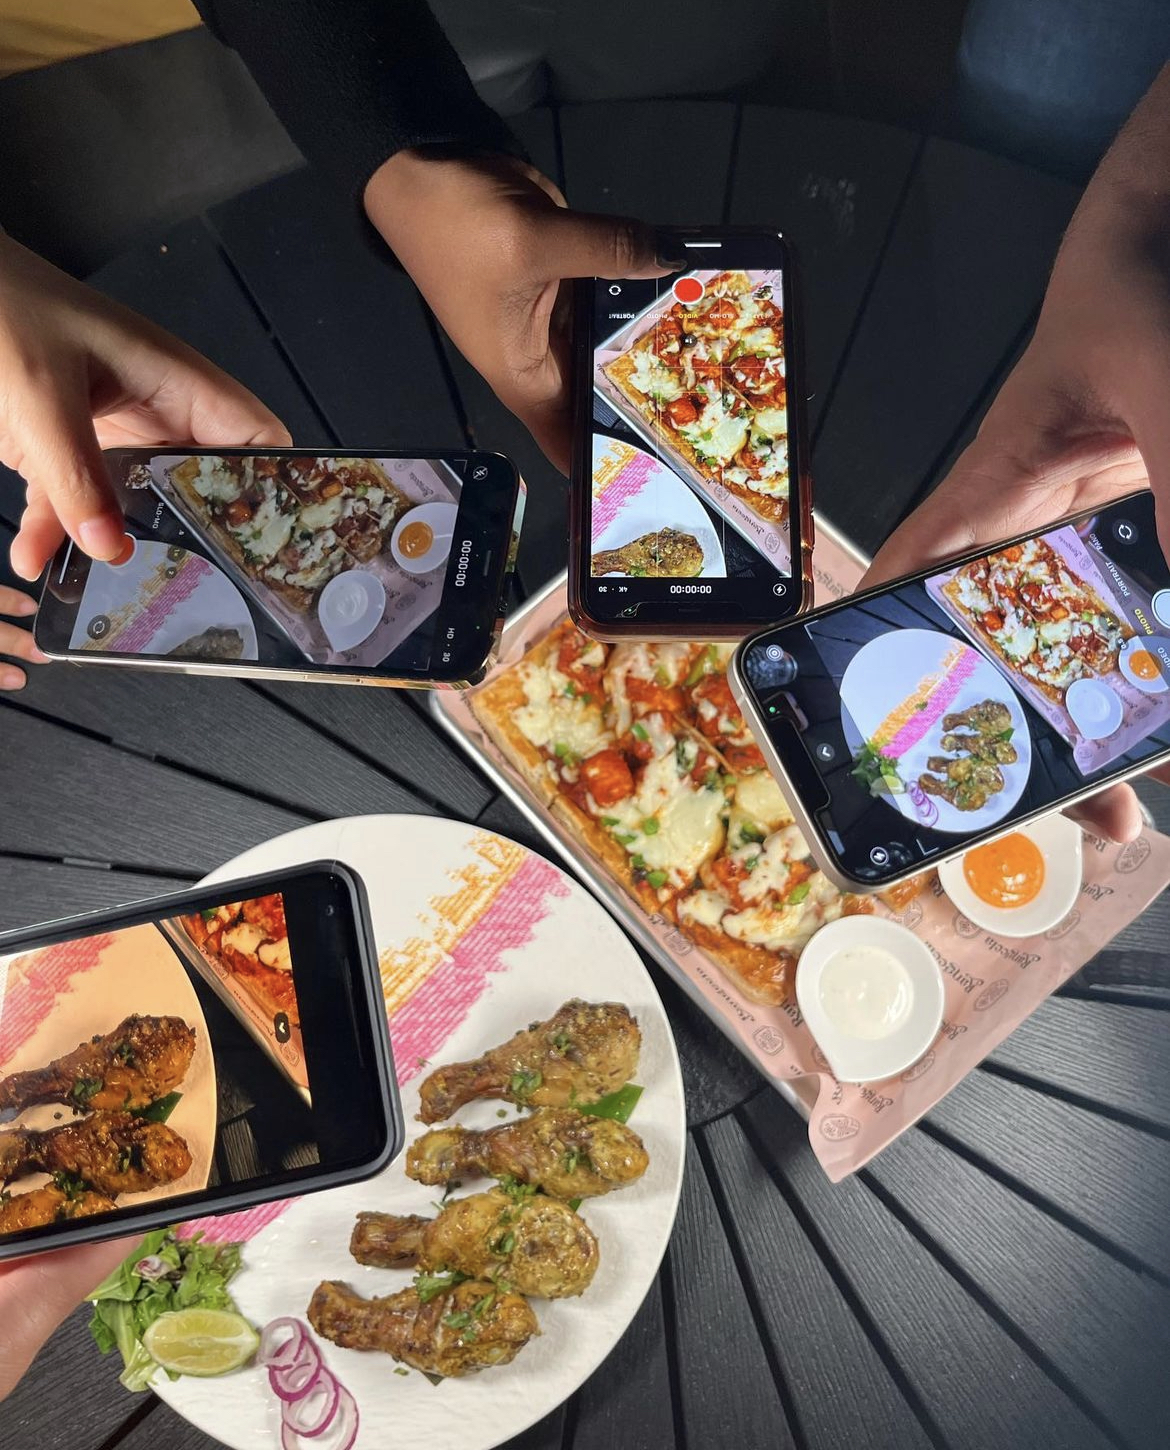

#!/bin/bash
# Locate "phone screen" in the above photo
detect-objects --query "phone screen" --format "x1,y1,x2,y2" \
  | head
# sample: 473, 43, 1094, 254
575, 231, 806, 631
35, 451, 521, 682
739, 493, 1170, 883
0, 869, 393, 1254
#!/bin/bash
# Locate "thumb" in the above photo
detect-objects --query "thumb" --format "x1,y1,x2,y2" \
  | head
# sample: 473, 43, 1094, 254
532, 208, 674, 283
10, 377, 125, 578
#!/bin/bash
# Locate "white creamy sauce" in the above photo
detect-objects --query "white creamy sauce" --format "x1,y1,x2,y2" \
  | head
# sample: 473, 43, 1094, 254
818, 947, 914, 1041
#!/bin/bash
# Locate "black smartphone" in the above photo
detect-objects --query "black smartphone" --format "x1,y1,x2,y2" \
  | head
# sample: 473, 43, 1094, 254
730, 491, 1170, 891
35, 449, 524, 688
0, 863, 399, 1260
569, 227, 812, 641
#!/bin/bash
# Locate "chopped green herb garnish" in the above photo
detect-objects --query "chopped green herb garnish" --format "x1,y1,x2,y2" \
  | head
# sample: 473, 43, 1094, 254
200, 909, 217, 924
600, 815, 620, 827
394, 1366, 410, 1377
646, 870, 668, 890
443, 1310, 472, 1330
567, 1198, 583, 1213
642, 817, 660, 835
497, 1176, 538, 1205
492, 1231, 516, 1256
415, 1269, 469, 1304
509, 1068, 542, 1100
685, 645, 719, 688
552, 1032, 572, 1054
563, 681, 577, 697
632, 722, 649, 742
787, 882, 812, 905
654, 665, 671, 686
739, 821, 766, 844
471, 1292, 496, 1318
614, 831, 636, 845
496, 1108, 508, 1119
563, 1147, 580, 1175
70, 1078, 103, 1108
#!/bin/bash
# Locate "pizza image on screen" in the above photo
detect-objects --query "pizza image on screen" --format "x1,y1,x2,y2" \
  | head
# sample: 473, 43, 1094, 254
470, 620, 920, 1007
166, 454, 410, 613
600, 270, 790, 528
178, 894, 299, 1028
939, 535, 1133, 702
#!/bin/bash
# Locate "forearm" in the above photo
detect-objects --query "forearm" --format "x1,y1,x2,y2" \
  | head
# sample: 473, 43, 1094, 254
1061, 61, 1170, 258
192, 0, 523, 204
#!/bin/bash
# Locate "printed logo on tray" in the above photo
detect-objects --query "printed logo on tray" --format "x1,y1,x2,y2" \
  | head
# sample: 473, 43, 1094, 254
973, 979, 1011, 1012
819, 1114, 861, 1141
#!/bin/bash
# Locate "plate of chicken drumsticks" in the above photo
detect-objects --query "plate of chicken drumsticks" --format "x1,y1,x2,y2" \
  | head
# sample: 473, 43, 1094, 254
0, 925, 216, 1234
158, 814, 686, 1450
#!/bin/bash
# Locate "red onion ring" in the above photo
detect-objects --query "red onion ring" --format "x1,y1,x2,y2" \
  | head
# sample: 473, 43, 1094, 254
260, 1320, 359, 1450
281, 1368, 340, 1438
282, 1386, 358, 1450
258, 1318, 307, 1369
268, 1340, 322, 1400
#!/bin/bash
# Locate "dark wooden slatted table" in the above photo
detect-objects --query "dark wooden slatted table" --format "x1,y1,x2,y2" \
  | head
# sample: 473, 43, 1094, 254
2, 102, 1168, 1450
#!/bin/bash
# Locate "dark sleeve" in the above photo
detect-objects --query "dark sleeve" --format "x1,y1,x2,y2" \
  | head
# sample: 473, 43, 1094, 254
193, 0, 526, 203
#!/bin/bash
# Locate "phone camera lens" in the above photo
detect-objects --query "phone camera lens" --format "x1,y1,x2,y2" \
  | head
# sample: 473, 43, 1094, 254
765, 644, 784, 661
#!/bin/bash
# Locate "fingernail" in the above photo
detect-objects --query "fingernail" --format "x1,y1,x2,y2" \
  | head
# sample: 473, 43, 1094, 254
0, 669, 24, 690
79, 517, 127, 561
12, 596, 37, 616
28, 646, 49, 664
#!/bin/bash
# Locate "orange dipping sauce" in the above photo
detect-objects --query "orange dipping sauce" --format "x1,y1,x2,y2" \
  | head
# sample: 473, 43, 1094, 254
962, 832, 1046, 910
399, 521, 434, 559
1129, 648, 1161, 682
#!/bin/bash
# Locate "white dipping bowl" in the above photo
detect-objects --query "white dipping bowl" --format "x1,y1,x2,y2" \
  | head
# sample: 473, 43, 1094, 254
317, 569, 386, 651
390, 502, 458, 575
1065, 677, 1124, 739
937, 814, 1083, 939
795, 916, 944, 1084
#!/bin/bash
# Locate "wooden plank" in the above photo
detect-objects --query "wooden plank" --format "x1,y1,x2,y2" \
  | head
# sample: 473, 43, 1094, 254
747, 1100, 1113, 1449
252, 680, 494, 817
0, 858, 190, 932
986, 997, 1170, 1131
570, 1275, 677, 1450
18, 663, 435, 821
655, 971, 764, 1128
113, 1402, 221, 1450
0, 704, 307, 873
500, 1406, 566, 1450
811, 138, 1079, 554
703, 1113, 932, 1450
88, 220, 326, 446
0, 1306, 139, 1450
207, 168, 462, 448
865, 1127, 1170, 1447
729, 107, 920, 430
1068, 944, 1170, 1005
927, 1069, 1170, 1278
669, 1146, 796, 1448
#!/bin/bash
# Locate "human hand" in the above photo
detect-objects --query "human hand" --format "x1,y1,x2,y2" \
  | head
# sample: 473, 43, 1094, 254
863, 176, 1170, 842
364, 149, 674, 473
0, 234, 291, 582
0, 585, 45, 690
0, 1235, 135, 1401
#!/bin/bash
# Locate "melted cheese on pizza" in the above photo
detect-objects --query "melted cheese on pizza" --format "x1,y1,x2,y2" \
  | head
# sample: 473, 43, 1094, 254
514, 658, 610, 760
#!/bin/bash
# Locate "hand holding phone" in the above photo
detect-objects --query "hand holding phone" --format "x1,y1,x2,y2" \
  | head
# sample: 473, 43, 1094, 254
569, 228, 813, 640
731, 491, 1170, 889
35, 450, 523, 688
0, 864, 399, 1261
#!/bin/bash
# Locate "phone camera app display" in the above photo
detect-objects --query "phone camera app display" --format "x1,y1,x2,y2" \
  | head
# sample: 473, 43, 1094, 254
586, 251, 797, 624
758, 494, 1170, 879
46, 454, 475, 678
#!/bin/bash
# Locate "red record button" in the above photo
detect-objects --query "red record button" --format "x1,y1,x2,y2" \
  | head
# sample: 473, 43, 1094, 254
672, 276, 705, 305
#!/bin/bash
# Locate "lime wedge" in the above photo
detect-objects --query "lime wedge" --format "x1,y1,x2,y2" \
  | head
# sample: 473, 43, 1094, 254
142, 1308, 259, 1377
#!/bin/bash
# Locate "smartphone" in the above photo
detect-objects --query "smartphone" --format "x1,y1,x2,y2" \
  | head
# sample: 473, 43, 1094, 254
35, 449, 524, 689
569, 227, 812, 641
0, 863, 399, 1260
730, 491, 1170, 891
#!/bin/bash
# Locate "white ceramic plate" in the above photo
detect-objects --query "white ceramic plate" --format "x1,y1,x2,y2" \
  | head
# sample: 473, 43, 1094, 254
158, 815, 685, 1450
937, 814, 1084, 938
795, 917, 944, 1083
0, 923, 216, 1201
590, 437, 726, 579
840, 628, 1032, 834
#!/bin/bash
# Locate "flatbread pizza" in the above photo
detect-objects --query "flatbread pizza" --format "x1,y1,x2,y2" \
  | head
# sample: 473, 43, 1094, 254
471, 620, 921, 1006
178, 894, 300, 1027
